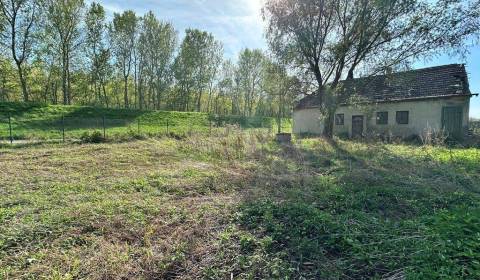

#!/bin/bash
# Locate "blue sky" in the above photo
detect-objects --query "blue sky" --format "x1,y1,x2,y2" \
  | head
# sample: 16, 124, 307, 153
93, 0, 480, 118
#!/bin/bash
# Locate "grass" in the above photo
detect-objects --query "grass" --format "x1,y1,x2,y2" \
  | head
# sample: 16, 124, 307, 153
0, 102, 292, 141
0, 130, 479, 279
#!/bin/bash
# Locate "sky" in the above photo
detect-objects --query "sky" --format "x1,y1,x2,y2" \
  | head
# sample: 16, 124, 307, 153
93, 0, 480, 118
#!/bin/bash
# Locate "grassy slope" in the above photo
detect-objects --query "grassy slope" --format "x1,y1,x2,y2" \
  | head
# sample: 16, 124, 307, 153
0, 102, 291, 140
0, 133, 479, 279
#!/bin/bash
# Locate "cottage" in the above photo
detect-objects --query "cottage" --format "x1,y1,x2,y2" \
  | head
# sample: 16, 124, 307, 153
293, 64, 477, 139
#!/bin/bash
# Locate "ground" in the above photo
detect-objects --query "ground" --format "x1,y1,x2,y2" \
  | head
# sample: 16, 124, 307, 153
0, 102, 290, 141
1, 130, 479, 279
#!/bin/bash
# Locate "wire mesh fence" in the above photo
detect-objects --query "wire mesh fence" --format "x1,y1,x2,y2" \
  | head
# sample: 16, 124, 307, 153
0, 114, 291, 144
471, 121, 480, 135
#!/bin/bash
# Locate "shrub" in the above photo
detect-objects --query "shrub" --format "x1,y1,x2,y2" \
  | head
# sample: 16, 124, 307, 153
80, 130, 105, 143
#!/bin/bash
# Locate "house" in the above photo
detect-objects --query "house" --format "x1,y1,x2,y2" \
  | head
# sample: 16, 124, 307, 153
293, 64, 477, 139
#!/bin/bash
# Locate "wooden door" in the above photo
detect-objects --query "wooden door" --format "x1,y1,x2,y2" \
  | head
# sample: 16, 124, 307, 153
442, 107, 463, 139
352, 115, 364, 138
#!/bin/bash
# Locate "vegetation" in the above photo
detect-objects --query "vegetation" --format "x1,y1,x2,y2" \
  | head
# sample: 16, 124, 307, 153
1, 1, 479, 279
0, 102, 291, 141
0, 1, 295, 119
0, 131, 479, 279
263, 0, 480, 137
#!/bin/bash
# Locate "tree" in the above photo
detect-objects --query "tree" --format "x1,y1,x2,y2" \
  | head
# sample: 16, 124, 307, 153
0, 0, 38, 102
236, 48, 265, 117
215, 59, 235, 115
110, 10, 137, 108
45, 0, 85, 105
263, 59, 300, 133
205, 41, 223, 113
173, 29, 220, 112
138, 12, 177, 110
263, 0, 480, 137
85, 1, 109, 106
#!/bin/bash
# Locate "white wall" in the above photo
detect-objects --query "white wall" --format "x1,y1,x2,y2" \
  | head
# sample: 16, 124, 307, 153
293, 108, 324, 134
293, 96, 471, 137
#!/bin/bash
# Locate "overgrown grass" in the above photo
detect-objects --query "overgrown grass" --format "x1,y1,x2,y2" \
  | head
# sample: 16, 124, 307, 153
0, 102, 291, 141
0, 132, 479, 279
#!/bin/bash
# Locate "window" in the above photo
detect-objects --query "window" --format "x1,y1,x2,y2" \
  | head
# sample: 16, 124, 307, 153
396, 111, 409, 124
335, 114, 344, 125
376, 112, 388, 125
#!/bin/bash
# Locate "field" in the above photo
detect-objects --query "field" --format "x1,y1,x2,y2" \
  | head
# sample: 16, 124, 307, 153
0, 102, 290, 141
1, 126, 479, 279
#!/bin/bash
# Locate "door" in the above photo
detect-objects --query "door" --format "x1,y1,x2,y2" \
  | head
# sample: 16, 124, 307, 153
352, 115, 364, 138
442, 106, 463, 139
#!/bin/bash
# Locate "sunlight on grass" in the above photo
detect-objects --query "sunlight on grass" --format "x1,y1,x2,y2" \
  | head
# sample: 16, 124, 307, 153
1, 133, 479, 279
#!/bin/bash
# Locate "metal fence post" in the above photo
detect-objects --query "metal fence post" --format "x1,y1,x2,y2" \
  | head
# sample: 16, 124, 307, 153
8, 114, 13, 144
61, 115, 65, 143
166, 119, 169, 134
102, 116, 106, 139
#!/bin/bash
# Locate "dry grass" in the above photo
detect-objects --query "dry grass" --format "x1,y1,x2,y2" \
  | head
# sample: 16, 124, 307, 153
0, 135, 257, 279
1, 133, 479, 279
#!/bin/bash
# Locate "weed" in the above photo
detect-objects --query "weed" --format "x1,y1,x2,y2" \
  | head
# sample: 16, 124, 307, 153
0, 134, 478, 279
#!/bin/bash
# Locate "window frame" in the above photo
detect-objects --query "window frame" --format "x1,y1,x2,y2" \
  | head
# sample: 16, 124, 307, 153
376, 111, 389, 125
335, 114, 345, 126
396, 111, 409, 125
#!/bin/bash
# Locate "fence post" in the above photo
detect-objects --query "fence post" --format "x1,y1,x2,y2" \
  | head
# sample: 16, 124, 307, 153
61, 115, 65, 143
166, 119, 169, 134
8, 114, 12, 144
102, 116, 106, 139
209, 119, 212, 135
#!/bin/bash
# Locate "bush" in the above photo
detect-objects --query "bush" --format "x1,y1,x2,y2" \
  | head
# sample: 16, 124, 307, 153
80, 130, 105, 143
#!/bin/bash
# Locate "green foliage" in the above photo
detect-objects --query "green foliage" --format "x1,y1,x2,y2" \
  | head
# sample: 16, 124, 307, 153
1, 133, 478, 279
79, 130, 104, 143
408, 207, 480, 279
226, 139, 480, 279
0, 102, 287, 140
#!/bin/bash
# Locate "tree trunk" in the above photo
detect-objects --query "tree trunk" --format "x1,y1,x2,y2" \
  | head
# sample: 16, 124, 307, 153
16, 64, 28, 102
53, 81, 58, 104
102, 82, 108, 108
138, 77, 144, 110
62, 61, 68, 105
197, 93, 202, 112
1, 75, 7, 102
323, 110, 335, 138
66, 54, 71, 105
124, 76, 129, 108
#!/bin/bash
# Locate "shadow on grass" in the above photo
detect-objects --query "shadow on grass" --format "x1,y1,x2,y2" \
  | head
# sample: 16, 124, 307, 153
217, 138, 480, 279
0, 102, 286, 140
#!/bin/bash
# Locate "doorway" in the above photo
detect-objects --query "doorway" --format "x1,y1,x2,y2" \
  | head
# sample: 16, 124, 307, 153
352, 115, 364, 138
442, 106, 463, 139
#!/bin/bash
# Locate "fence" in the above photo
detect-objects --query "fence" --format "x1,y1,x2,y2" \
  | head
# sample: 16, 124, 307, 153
471, 121, 480, 135
0, 114, 292, 144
